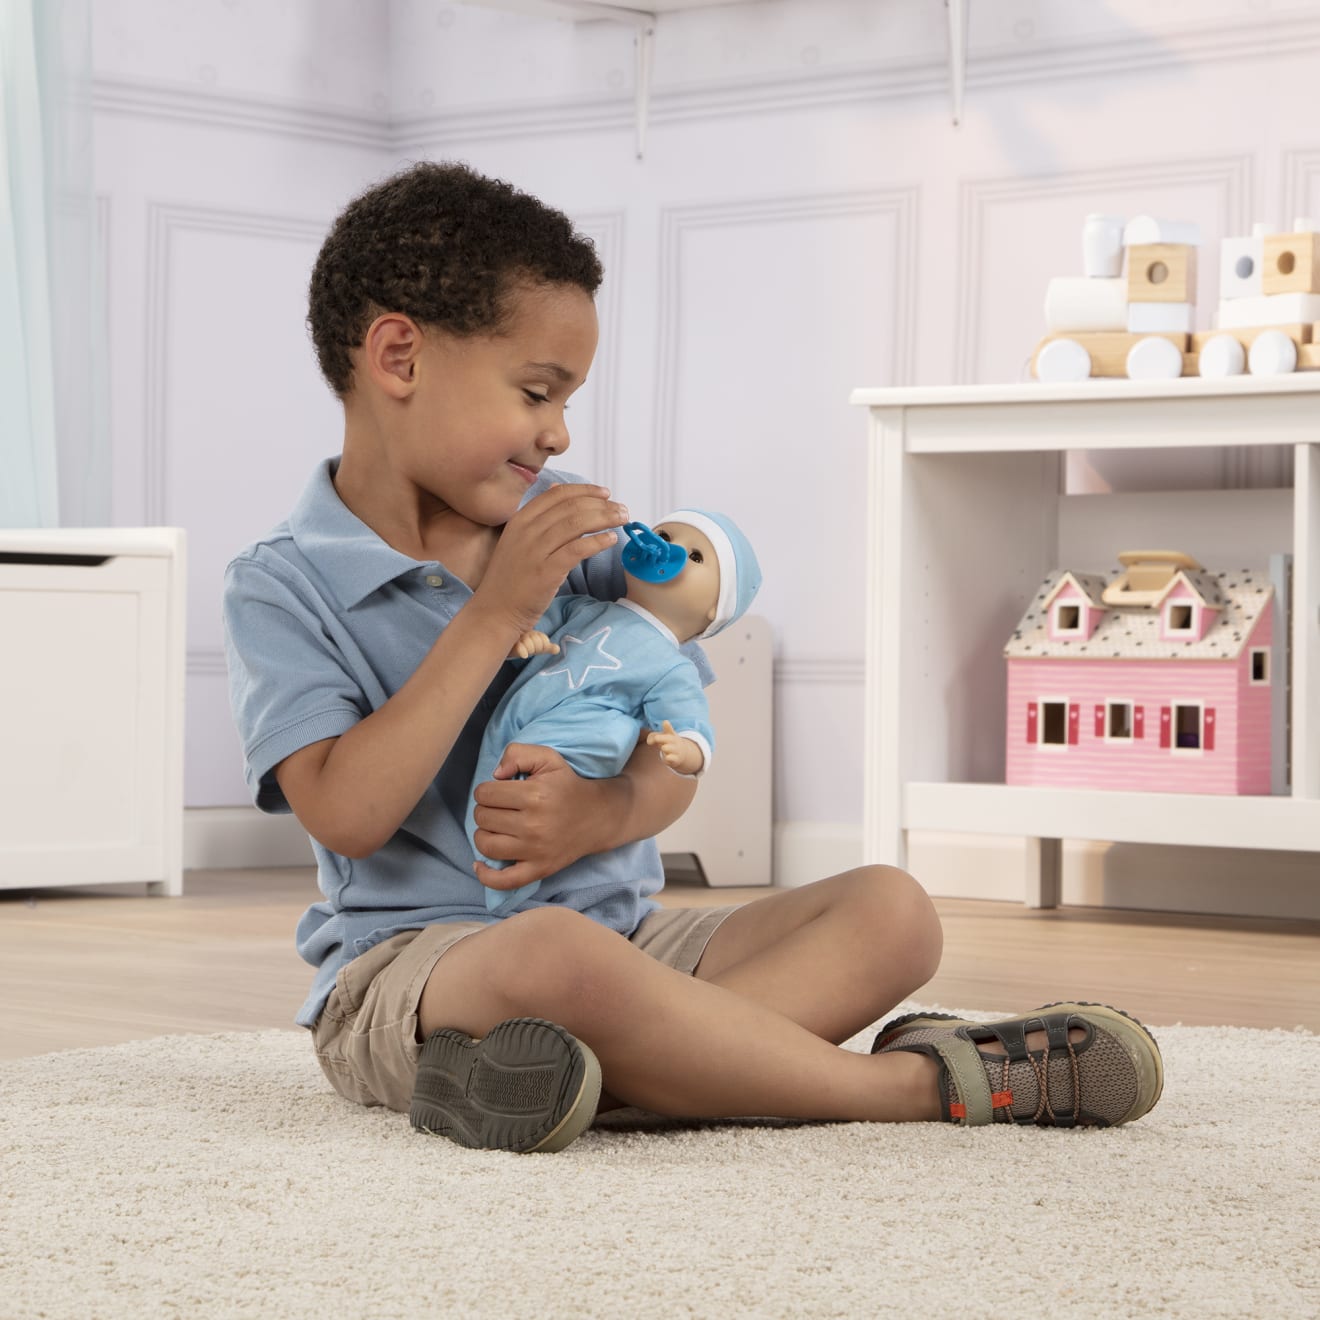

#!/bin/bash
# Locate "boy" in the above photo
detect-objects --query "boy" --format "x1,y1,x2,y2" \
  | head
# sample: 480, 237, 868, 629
224, 161, 1163, 1153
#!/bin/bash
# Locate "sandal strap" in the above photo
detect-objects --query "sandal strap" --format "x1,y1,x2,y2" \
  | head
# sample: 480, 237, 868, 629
927, 1032, 997, 1125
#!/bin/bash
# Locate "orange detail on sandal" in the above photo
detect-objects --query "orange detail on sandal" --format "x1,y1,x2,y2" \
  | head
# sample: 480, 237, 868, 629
992, 1090, 1013, 1109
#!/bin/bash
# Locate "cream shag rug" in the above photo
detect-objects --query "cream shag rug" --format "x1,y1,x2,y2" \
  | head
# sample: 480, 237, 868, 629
3, 1006, 1318, 1320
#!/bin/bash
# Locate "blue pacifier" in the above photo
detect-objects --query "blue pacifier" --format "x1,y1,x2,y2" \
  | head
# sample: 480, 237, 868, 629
620, 521, 687, 583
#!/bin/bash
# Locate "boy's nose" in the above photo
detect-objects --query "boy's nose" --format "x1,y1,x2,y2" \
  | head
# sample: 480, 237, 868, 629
537, 418, 569, 455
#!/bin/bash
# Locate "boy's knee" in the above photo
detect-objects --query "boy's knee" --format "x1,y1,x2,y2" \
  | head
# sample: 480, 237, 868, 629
491, 906, 628, 1011
851, 865, 944, 982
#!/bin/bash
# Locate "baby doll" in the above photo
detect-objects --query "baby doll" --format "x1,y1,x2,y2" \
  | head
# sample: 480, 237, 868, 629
466, 508, 761, 912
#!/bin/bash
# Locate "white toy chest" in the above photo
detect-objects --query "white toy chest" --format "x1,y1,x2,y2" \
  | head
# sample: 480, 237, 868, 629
0, 528, 186, 894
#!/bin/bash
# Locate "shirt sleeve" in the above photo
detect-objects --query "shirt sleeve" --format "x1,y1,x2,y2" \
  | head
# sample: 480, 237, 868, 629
222, 555, 367, 813
640, 660, 715, 772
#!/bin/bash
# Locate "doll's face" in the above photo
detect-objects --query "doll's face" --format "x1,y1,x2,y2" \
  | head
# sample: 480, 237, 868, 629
624, 522, 720, 642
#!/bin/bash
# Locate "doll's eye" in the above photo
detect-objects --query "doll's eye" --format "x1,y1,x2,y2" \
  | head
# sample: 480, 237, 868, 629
657, 530, 672, 542
689, 549, 703, 564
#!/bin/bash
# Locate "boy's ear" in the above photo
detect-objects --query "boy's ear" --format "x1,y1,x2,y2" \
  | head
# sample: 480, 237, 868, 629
362, 314, 422, 398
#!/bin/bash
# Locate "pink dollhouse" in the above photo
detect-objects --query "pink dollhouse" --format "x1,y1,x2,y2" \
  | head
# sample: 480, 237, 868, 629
1004, 551, 1285, 795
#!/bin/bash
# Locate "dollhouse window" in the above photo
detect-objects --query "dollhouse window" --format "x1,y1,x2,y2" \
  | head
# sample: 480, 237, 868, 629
1166, 603, 1195, 632
1250, 649, 1270, 684
1174, 704, 1201, 749
1054, 603, 1081, 633
1107, 702, 1133, 739
1040, 701, 1068, 744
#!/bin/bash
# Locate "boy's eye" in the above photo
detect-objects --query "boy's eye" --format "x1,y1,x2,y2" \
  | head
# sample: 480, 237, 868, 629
689, 549, 703, 564
524, 389, 549, 404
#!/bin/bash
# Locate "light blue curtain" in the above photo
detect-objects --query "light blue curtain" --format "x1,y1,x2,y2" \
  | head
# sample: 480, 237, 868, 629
0, 0, 108, 528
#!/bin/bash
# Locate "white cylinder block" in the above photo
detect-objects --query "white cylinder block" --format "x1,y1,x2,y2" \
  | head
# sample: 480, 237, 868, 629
1044, 276, 1127, 333
1082, 214, 1125, 277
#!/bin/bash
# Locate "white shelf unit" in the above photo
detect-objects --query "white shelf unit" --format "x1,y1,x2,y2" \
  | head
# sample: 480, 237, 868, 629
0, 528, 186, 895
850, 374, 1320, 907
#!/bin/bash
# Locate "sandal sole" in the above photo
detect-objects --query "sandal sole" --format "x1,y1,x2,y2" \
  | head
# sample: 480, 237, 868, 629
874, 1000, 1164, 1125
410, 1017, 602, 1153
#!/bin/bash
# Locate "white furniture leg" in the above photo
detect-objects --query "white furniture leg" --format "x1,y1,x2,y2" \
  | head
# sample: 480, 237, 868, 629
1025, 836, 1062, 909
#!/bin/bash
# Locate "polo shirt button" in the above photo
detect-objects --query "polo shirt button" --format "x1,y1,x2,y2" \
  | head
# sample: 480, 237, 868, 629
425, 575, 444, 588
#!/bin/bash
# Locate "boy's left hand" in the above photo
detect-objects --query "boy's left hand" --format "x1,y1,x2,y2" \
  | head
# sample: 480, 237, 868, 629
471, 744, 605, 889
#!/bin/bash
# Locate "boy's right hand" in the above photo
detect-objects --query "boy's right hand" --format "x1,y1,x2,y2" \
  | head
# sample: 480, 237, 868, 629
474, 484, 627, 636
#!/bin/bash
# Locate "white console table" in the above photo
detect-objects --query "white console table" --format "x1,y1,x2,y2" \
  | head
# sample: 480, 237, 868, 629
850, 375, 1320, 907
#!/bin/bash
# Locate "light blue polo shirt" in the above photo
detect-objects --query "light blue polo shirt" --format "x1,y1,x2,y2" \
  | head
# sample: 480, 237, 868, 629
222, 457, 713, 1028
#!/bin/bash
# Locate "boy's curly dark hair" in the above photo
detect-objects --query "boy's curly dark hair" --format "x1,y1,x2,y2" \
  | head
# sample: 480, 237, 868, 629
307, 160, 603, 396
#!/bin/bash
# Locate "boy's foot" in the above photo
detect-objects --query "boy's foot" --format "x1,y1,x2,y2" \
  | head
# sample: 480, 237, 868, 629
871, 1001, 1164, 1128
410, 1017, 602, 1153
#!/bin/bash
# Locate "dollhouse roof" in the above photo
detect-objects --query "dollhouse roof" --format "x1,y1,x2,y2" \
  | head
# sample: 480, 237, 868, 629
1041, 571, 1108, 610
1004, 568, 1272, 661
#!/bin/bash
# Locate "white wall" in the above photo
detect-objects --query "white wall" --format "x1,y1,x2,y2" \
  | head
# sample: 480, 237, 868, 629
92, 0, 1320, 912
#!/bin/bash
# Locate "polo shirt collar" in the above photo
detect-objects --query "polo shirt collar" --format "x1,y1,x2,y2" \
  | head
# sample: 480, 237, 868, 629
288, 458, 438, 610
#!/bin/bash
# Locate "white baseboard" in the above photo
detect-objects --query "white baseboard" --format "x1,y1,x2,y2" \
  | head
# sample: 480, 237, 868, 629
186, 807, 1320, 921
184, 807, 313, 870
773, 822, 865, 889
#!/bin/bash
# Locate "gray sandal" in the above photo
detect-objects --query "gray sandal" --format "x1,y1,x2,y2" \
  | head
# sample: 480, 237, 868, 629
410, 1017, 602, 1153
872, 1001, 1164, 1127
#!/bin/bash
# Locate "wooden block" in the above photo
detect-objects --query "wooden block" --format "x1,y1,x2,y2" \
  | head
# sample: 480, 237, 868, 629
1191, 324, 1311, 351
1127, 243, 1197, 304
1033, 331, 1188, 379
1297, 342, 1320, 370
1182, 352, 1200, 376
1262, 231, 1320, 295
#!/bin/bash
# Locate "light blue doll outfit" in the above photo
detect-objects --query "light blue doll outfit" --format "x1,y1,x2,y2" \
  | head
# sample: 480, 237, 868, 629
472, 509, 761, 912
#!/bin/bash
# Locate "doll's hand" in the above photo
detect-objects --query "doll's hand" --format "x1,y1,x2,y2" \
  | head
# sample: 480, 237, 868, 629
471, 744, 609, 890
645, 720, 705, 776
509, 630, 560, 661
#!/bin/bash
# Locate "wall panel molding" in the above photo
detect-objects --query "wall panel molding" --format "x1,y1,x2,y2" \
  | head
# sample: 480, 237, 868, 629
567, 209, 625, 493
398, 13, 1320, 150
144, 203, 328, 676
1281, 145, 1320, 230
99, 14, 1320, 152
654, 187, 918, 513
777, 658, 864, 687
95, 75, 390, 149
143, 202, 328, 526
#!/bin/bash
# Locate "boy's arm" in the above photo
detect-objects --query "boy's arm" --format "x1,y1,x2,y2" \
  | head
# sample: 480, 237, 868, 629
471, 735, 696, 890
275, 485, 624, 858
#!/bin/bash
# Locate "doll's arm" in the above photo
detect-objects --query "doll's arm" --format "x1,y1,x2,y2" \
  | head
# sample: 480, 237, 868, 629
646, 719, 707, 776
508, 630, 560, 661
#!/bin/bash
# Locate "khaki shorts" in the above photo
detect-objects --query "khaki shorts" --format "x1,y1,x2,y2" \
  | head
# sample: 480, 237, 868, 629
311, 904, 741, 1114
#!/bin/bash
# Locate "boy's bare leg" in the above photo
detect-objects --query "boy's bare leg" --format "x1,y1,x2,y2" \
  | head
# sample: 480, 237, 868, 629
690, 866, 944, 1045
416, 900, 944, 1123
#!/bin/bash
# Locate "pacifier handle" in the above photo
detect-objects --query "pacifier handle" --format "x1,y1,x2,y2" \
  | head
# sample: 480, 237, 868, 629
620, 521, 687, 583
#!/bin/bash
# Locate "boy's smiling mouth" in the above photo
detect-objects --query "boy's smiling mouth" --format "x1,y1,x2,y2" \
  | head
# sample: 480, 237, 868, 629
507, 460, 540, 484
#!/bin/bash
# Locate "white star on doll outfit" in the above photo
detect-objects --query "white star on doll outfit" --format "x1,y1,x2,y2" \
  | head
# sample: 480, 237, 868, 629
539, 626, 623, 690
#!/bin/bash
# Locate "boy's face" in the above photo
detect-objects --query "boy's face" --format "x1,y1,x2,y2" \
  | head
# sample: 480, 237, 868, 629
624, 523, 721, 643
404, 281, 599, 527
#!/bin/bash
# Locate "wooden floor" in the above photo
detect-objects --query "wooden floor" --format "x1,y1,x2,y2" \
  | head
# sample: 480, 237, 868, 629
3, 867, 1317, 1061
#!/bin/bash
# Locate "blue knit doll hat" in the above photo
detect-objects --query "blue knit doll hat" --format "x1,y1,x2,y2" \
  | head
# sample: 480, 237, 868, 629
659, 509, 762, 640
